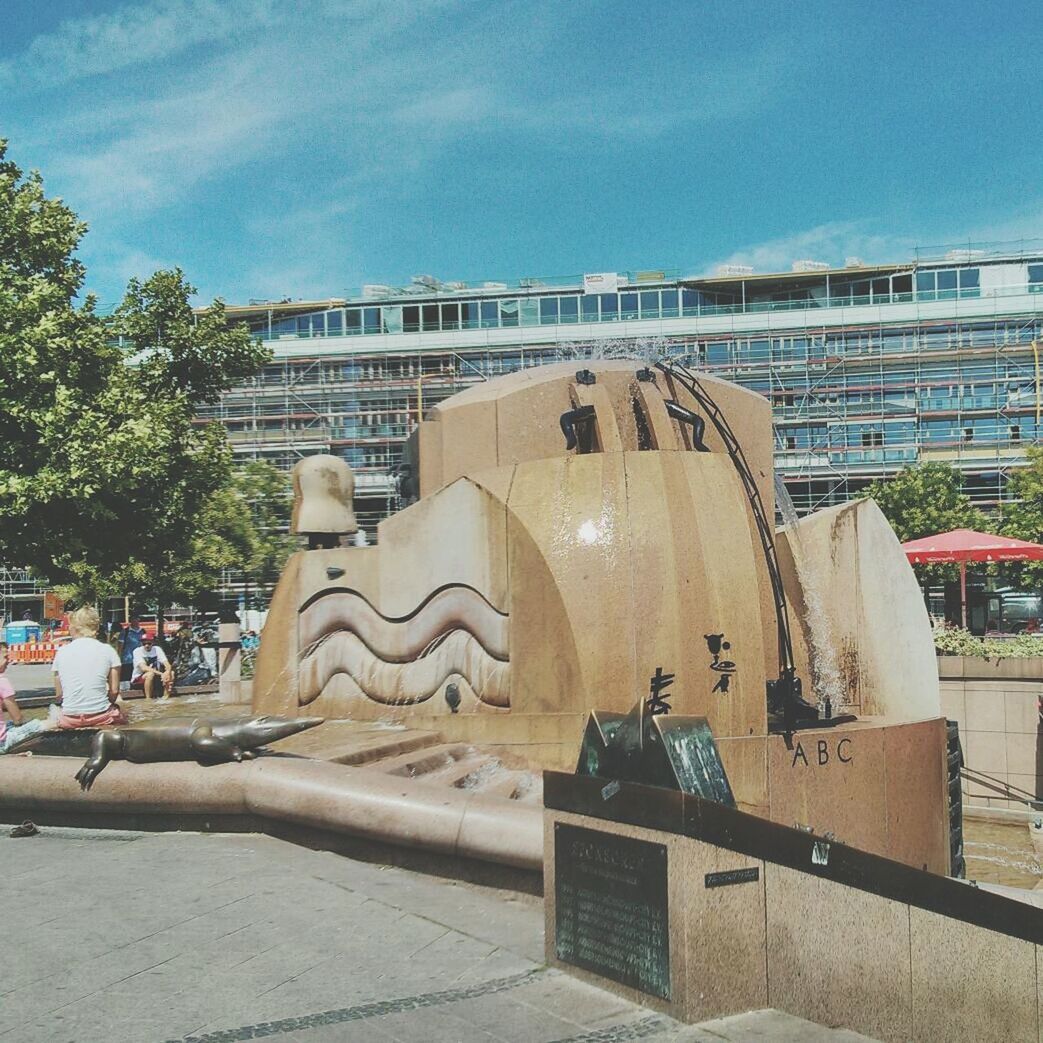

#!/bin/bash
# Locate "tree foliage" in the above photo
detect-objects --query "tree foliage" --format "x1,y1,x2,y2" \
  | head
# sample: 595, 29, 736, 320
862, 462, 986, 544
862, 462, 986, 584
0, 139, 273, 605
999, 445, 1043, 586
174, 461, 295, 601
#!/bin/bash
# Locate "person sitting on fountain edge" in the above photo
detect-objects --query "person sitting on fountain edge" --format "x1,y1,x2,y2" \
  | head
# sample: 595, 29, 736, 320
0, 642, 58, 751
52, 606, 127, 729
130, 634, 174, 700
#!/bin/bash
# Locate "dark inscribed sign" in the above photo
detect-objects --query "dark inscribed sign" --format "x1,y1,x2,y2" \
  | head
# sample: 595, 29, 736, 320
554, 823, 670, 999
704, 867, 759, 888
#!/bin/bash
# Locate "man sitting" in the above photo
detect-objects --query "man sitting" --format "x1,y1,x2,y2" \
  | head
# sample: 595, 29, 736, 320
52, 606, 127, 728
131, 634, 174, 700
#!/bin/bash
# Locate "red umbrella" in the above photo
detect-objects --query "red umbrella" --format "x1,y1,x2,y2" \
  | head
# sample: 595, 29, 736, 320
901, 528, 1043, 628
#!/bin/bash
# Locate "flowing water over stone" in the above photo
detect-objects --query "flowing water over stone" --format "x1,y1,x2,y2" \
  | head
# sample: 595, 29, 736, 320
774, 475, 847, 713
964, 819, 1043, 889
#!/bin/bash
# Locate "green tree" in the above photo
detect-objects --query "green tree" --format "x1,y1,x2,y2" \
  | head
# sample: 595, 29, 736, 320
862, 462, 986, 585
862, 462, 986, 543
169, 461, 295, 605
0, 139, 271, 609
999, 445, 1043, 586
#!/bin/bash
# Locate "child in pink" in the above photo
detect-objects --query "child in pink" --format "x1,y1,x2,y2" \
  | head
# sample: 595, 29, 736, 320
0, 642, 56, 751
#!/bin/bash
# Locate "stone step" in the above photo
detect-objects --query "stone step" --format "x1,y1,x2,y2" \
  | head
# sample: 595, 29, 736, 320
329, 729, 442, 766
364, 742, 474, 778
425, 754, 503, 788
270, 723, 442, 766
460, 767, 541, 801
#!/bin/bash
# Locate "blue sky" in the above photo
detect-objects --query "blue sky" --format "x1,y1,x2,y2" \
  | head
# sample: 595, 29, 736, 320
3, 0, 1041, 308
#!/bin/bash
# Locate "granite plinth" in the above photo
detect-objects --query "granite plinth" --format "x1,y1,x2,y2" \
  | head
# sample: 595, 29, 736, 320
544, 772, 1043, 1039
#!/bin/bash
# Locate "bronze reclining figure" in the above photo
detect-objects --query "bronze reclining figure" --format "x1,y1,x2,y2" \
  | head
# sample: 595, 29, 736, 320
74, 714, 323, 791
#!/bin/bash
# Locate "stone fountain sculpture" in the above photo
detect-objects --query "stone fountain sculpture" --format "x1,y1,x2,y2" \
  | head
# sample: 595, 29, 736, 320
254, 360, 951, 874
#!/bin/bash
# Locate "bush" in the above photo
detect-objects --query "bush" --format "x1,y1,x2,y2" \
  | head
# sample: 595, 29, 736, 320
933, 623, 1043, 659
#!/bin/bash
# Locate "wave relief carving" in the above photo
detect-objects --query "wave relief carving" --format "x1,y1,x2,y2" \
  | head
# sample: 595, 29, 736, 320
298, 585, 510, 708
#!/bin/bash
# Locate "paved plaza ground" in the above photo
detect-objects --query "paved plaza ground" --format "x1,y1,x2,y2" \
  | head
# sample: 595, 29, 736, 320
2, 827, 877, 1043
3, 661, 1037, 1040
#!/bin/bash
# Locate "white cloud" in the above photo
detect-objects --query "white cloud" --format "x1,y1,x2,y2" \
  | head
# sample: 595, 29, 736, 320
8, 1, 491, 220
705, 210, 1043, 278
0, 0, 422, 90
0, 0, 278, 89
704, 222, 920, 275
1, 0, 820, 304
81, 242, 176, 307
51, 46, 294, 214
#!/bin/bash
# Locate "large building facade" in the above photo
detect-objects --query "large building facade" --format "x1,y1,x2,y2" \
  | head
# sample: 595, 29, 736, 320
202, 246, 1043, 536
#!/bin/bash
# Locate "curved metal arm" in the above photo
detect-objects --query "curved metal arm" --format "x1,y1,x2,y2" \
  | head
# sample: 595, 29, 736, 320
655, 361, 807, 733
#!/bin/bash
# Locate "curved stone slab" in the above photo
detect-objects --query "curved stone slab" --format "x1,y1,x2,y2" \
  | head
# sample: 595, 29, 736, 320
777, 498, 940, 721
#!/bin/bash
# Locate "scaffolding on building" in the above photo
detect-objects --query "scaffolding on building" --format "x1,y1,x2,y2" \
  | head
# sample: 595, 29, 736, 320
203, 304, 1043, 542
0, 567, 46, 623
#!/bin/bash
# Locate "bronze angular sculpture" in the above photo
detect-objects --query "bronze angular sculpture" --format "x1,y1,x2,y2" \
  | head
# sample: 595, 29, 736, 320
74, 714, 324, 791
577, 693, 736, 806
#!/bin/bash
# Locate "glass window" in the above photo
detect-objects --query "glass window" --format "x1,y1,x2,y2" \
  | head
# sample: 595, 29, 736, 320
660, 289, 678, 317
440, 303, 460, 330
460, 302, 479, 329
540, 297, 559, 324
520, 298, 539, 325
581, 294, 599, 321
620, 293, 638, 319
871, 278, 890, 301
1029, 264, 1043, 289
480, 301, 499, 328
500, 299, 519, 326
958, 268, 980, 297
681, 288, 699, 316
402, 306, 419, 332
937, 270, 958, 297
363, 307, 381, 333
345, 309, 362, 334
559, 296, 579, 323
852, 281, 870, 300
381, 306, 401, 334
639, 291, 660, 318
422, 305, 439, 332
327, 311, 342, 335
600, 293, 618, 319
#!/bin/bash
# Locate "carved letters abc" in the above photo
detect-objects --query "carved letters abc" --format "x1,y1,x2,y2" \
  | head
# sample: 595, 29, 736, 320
790, 737, 853, 768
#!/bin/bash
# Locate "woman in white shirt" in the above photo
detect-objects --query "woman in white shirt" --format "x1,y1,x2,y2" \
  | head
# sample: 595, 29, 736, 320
52, 606, 127, 729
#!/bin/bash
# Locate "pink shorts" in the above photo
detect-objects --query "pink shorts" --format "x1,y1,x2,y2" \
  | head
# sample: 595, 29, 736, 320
0, 676, 14, 699
58, 705, 128, 729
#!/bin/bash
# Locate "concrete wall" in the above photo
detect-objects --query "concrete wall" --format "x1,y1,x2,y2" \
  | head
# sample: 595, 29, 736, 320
546, 800, 1043, 1041
939, 666, 1042, 810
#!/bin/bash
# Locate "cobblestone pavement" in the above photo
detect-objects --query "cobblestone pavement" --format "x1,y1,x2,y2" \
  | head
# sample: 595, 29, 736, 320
0, 828, 876, 1043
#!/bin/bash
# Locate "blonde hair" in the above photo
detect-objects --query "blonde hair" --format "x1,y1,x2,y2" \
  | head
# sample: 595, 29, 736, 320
68, 606, 100, 638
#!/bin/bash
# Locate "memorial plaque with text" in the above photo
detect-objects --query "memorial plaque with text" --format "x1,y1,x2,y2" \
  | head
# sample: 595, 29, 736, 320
554, 823, 670, 999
